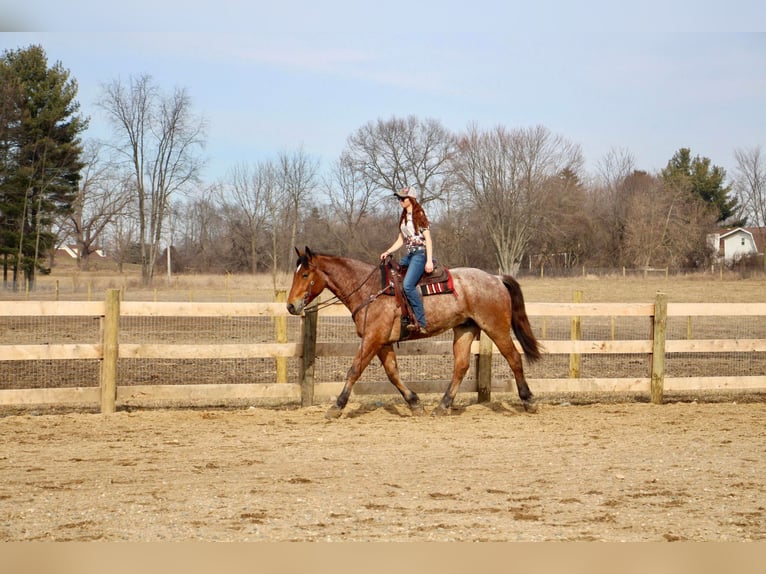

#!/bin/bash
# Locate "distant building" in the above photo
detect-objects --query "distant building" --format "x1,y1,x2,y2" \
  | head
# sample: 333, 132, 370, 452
707, 227, 765, 265
54, 245, 107, 260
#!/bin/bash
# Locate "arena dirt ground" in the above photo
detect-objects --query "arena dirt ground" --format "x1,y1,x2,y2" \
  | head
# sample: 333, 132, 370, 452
1, 396, 764, 542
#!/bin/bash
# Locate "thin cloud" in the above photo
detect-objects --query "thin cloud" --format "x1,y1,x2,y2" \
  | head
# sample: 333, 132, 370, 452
240, 48, 370, 71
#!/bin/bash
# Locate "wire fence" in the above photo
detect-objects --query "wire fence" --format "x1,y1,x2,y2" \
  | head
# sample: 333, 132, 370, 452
1, 303, 764, 396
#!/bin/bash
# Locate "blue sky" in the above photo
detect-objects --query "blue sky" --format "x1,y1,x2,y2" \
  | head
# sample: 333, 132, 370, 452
2, 2, 765, 186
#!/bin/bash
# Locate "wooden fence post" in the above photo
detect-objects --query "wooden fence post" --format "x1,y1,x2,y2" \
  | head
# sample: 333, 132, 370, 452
300, 306, 318, 407
650, 292, 668, 404
569, 290, 582, 378
274, 290, 288, 384
100, 289, 120, 414
475, 332, 493, 403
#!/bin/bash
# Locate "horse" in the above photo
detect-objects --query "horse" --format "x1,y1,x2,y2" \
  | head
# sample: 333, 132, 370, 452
286, 247, 542, 418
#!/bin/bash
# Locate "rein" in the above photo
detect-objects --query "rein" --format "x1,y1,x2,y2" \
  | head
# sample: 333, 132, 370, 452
350, 283, 392, 320
304, 261, 382, 314
309, 261, 391, 350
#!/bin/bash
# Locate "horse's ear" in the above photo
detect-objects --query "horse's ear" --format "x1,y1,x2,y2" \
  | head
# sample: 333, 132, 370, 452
294, 247, 301, 257
305, 246, 313, 259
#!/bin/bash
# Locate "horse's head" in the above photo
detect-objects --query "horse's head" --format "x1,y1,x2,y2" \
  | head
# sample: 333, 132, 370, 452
286, 246, 326, 315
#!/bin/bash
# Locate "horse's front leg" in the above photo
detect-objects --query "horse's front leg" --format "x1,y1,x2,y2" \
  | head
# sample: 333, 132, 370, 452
377, 344, 424, 416
325, 340, 381, 419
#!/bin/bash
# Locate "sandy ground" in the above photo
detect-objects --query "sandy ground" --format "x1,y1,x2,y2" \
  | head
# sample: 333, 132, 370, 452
1, 399, 764, 542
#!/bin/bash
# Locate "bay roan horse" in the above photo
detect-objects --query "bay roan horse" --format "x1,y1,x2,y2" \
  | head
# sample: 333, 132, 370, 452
286, 247, 542, 418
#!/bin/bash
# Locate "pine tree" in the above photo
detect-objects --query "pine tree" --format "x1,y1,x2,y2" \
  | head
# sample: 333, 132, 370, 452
0, 44, 87, 289
661, 148, 741, 225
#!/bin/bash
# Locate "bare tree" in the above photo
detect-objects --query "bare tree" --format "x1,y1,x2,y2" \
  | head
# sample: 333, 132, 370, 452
323, 151, 379, 257
534, 168, 593, 269
98, 75, 205, 285
589, 147, 636, 265
734, 145, 766, 269
264, 174, 287, 289
344, 115, 455, 206
174, 190, 224, 273
277, 148, 318, 269
104, 201, 139, 274
221, 161, 275, 274
734, 146, 766, 227
622, 172, 717, 269
451, 124, 583, 274
61, 141, 131, 270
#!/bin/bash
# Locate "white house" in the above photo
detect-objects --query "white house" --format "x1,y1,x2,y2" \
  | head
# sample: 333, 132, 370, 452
707, 227, 765, 265
55, 245, 107, 260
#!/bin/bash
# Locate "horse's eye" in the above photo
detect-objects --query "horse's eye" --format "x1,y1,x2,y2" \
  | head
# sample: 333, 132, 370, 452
302, 273, 309, 279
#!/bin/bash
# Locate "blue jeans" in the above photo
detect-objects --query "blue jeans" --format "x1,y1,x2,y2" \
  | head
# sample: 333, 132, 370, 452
399, 249, 427, 327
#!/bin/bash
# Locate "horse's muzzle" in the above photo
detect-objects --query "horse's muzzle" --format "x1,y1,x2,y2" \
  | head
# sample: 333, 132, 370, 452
286, 301, 303, 315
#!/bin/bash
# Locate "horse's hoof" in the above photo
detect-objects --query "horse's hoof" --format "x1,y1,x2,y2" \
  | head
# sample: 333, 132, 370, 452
523, 400, 539, 414
325, 405, 343, 419
430, 405, 451, 417
410, 404, 426, 417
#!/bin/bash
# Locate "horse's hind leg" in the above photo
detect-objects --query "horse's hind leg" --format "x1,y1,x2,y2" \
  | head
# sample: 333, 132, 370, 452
432, 324, 480, 416
484, 326, 537, 413
377, 345, 424, 416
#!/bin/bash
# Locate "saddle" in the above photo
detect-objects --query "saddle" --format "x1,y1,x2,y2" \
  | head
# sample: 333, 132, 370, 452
380, 258, 457, 336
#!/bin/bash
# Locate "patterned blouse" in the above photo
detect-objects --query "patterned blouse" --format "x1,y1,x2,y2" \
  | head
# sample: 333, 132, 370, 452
400, 212, 428, 252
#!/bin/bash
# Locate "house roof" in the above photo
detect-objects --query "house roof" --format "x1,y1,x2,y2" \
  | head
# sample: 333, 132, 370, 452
55, 245, 107, 259
714, 227, 766, 254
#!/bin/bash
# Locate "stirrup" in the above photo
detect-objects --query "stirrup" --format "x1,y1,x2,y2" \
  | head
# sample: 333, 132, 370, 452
406, 324, 427, 335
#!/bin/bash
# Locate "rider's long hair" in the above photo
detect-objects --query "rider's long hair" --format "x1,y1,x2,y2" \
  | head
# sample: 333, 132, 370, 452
399, 197, 430, 234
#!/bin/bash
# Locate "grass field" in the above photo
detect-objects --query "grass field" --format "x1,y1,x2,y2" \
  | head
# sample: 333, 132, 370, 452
11, 260, 766, 304
521, 273, 766, 304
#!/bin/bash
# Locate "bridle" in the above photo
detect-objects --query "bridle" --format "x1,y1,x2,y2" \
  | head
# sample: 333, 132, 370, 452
296, 255, 398, 343
297, 258, 382, 314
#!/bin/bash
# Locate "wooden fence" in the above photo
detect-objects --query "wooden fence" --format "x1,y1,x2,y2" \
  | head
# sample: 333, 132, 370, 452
0, 289, 764, 412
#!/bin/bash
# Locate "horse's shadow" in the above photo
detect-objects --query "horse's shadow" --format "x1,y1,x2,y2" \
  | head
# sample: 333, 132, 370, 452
449, 401, 527, 416
481, 401, 528, 415
343, 402, 408, 419
342, 400, 527, 419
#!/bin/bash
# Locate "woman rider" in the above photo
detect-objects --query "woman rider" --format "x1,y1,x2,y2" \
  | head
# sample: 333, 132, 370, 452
379, 187, 434, 335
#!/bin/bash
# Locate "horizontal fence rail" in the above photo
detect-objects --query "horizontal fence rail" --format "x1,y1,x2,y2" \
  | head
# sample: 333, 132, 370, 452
0, 290, 764, 412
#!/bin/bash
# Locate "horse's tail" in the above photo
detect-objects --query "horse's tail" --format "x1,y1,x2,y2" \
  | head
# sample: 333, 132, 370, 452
501, 275, 542, 363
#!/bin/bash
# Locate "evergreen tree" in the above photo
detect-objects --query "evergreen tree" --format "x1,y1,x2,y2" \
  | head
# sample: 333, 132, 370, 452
0, 44, 87, 288
661, 148, 740, 225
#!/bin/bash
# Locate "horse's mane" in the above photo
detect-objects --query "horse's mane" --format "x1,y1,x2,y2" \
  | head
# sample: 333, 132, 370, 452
314, 252, 376, 275
296, 249, 376, 276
